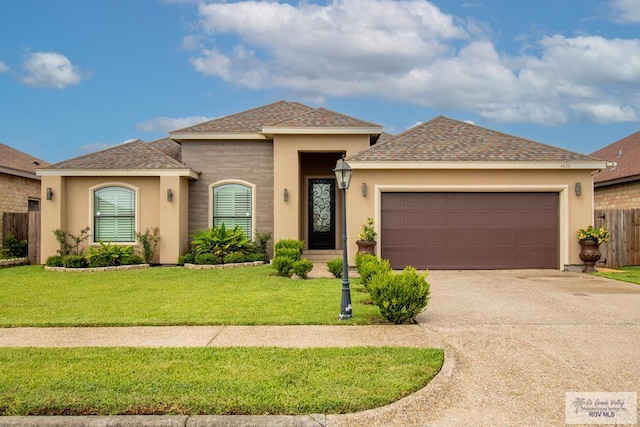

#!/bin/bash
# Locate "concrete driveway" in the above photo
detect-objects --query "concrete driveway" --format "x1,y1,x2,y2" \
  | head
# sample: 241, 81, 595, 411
333, 269, 640, 426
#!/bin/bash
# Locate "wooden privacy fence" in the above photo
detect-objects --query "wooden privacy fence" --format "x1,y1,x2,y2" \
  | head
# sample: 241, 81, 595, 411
594, 209, 640, 267
2, 212, 41, 264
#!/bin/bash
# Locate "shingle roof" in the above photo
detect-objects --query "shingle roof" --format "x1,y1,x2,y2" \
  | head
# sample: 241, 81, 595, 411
149, 137, 181, 162
172, 100, 315, 133
590, 131, 640, 184
45, 140, 188, 170
267, 107, 381, 129
0, 143, 50, 177
349, 116, 598, 162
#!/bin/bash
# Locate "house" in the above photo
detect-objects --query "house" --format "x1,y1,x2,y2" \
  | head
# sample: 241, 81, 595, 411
37, 101, 607, 270
0, 143, 50, 241
590, 130, 640, 209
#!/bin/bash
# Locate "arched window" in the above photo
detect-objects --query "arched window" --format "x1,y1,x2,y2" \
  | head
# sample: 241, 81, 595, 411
212, 183, 252, 238
93, 186, 135, 242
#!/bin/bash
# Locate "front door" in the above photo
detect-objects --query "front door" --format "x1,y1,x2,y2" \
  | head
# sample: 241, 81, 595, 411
308, 179, 336, 249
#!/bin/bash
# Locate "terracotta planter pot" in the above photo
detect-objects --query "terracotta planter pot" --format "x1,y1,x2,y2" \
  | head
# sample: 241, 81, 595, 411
356, 240, 377, 256
579, 239, 601, 273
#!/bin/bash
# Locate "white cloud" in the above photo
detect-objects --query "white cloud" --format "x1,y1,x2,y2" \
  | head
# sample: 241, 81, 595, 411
610, 0, 640, 23
19, 52, 89, 89
78, 139, 138, 155
179, 0, 640, 126
136, 116, 212, 132
0, 61, 9, 73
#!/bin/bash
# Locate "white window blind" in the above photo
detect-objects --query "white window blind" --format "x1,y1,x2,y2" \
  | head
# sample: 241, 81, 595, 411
94, 187, 135, 242
213, 184, 252, 237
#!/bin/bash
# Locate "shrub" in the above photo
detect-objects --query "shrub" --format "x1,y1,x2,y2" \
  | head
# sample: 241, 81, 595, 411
53, 227, 91, 256
177, 253, 196, 266
327, 258, 343, 278
135, 227, 160, 264
246, 252, 268, 263
120, 253, 144, 265
272, 256, 294, 277
274, 247, 301, 261
190, 224, 253, 259
45, 255, 64, 267
87, 241, 135, 267
224, 252, 246, 264
359, 256, 392, 290
4, 235, 28, 258
62, 255, 88, 269
292, 258, 314, 279
253, 231, 272, 258
369, 266, 430, 324
274, 239, 304, 257
355, 253, 377, 275
195, 253, 222, 265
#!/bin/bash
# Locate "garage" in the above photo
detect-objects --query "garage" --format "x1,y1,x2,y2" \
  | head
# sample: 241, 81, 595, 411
381, 192, 559, 270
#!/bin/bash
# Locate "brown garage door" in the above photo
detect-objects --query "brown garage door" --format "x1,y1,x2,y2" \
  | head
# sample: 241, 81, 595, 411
381, 192, 559, 270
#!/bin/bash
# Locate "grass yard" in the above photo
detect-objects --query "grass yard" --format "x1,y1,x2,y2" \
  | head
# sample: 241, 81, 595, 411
594, 266, 640, 285
0, 347, 444, 416
0, 265, 384, 326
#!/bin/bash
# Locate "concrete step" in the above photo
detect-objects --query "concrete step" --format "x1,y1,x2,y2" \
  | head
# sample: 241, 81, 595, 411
302, 250, 342, 262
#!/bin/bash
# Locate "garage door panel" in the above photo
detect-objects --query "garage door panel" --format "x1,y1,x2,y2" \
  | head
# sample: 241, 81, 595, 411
381, 192, 559, 270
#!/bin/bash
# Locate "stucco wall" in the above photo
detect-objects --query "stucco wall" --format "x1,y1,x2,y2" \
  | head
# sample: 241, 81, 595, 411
594, 181, 640, 209
272, 134, 371, 245
181, 140, 274, 240
40, 175, 188, 264
347, 167, 596, 270
0, 172, 41, 238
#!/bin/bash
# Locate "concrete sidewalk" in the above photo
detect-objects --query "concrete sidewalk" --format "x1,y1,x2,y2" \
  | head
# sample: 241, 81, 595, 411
1, 269, 639, 426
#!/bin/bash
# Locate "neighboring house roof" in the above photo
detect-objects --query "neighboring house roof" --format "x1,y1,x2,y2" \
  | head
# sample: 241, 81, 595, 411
172, 100, 315, 134
0, 143, 50, 179
590, 130, 640, 185
39, 140, 198, 178
149, 137, 181, 162
349, 116, 601, 166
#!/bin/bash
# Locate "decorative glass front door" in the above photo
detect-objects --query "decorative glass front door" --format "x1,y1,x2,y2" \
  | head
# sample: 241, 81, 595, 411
308, 179, 336, 249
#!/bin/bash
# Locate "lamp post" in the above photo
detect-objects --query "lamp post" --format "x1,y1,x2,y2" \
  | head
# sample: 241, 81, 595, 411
334, 156, 353, 320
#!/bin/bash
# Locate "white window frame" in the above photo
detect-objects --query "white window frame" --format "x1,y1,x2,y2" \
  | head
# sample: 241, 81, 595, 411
89, 183, 140, 244
209, 180, 256, 240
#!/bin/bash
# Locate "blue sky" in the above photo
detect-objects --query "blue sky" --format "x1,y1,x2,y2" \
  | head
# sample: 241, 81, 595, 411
1, 0, 639, 163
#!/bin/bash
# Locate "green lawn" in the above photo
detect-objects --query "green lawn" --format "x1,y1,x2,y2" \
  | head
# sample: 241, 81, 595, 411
0, 265, 383, 326
594, 266, 640, 285
0, 347, 444, 416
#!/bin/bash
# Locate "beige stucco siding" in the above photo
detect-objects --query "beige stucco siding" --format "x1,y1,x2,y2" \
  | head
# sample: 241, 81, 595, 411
40, 175, 188, 264
346, 167, 596, 269
181, 140, 274, 240
273, 134, 371, 244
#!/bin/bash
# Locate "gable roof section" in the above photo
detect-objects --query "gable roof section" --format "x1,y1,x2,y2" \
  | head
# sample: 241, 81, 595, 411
38, 140, 198, 178
590, 130, 640, 185
149, 137, 181, 162
170, 101, 382, 140
348, 116, 605, 170
0, 143, 50, 179
170, 101, 315, 139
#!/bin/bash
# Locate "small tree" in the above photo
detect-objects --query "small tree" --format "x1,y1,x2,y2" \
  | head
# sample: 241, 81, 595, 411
53, 227, 91, 256
135, 227, 160, 264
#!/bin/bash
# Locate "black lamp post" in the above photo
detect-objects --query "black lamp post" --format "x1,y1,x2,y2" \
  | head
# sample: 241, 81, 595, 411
334, 156, 353, 320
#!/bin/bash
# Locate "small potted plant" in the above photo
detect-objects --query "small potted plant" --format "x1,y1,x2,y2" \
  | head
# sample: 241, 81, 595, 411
577, 225, 610, 273
356, 217, 377, 255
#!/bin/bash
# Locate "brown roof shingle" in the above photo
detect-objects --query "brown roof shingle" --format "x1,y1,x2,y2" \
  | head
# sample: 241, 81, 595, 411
0, 143, 50, 177
349, 116, 597, 162
172, 101, 315, 134
149, 137, 181, 162
267, 107, 382, 129
590, 131, 640, 184
45, 140, 187, 170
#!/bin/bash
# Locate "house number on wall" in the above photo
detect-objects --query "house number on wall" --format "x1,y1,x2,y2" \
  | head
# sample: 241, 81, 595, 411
560, 163, 572, 168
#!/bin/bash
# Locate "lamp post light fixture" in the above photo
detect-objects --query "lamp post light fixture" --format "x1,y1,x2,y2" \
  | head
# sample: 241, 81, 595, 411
334, 156, 354, 320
